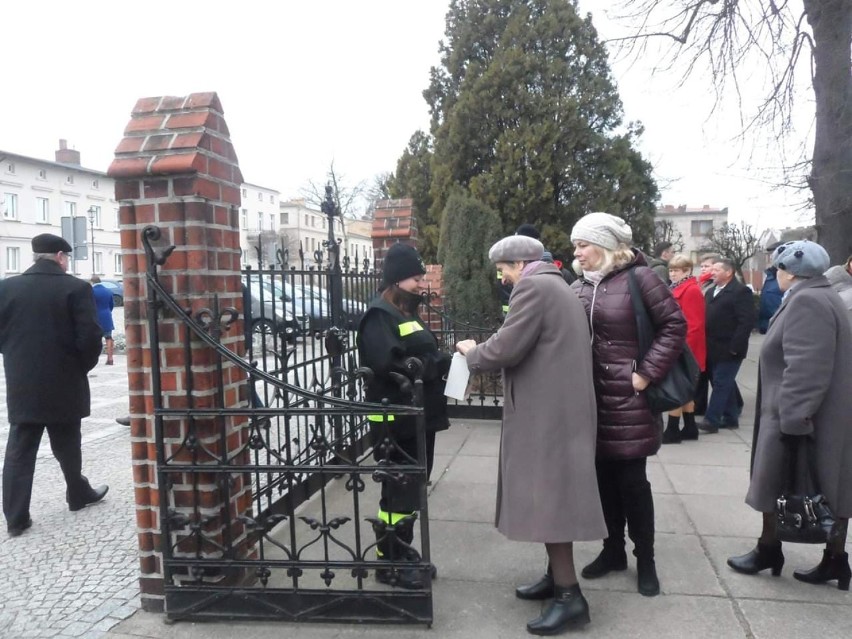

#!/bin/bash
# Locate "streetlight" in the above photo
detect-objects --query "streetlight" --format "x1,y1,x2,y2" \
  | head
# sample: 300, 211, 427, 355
86, 206, 97, 275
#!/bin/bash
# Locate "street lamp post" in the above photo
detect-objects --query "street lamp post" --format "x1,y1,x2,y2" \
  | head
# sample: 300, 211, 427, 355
86, 206, 97, 275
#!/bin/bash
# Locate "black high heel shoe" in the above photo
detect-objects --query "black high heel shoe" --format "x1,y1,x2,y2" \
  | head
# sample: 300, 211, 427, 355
793, 550, 851, 591
727, 541, 784, 576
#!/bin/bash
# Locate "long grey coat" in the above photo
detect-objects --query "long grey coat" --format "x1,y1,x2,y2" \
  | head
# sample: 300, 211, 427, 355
465, 264, 606, 543
746, 276, 852, 517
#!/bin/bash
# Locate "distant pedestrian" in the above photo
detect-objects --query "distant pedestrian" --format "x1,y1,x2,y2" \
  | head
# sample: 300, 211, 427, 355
647, 241, 674, 283
757, 243, 782, 334
90, 275, 115, 365
700, 257, 755, 433
0, 234, 109, 538
663, 254, 706, 443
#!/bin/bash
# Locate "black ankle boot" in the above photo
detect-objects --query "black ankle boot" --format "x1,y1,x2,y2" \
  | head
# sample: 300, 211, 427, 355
636, 556, 660, 596
662, 416, 682, 444
681, 412, 698, 440
526, 584, 590, 635
581, 544, 627, 579
516, 565, 554, 600
793, 550, 851, 591
727, 541, 784, 576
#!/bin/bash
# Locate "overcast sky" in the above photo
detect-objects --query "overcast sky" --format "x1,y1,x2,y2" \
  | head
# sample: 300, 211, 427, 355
0, 0, 814, 231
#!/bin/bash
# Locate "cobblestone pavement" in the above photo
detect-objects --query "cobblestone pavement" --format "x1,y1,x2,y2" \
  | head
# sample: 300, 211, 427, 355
0, 309, 139, 639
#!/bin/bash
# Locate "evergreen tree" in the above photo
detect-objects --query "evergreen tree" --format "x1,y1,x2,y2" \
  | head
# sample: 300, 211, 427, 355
413, 0, 657, 257
437, 191, 503, 322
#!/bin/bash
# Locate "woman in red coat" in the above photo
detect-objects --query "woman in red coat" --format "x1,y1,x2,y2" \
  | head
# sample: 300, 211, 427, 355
663, 254, 707, 443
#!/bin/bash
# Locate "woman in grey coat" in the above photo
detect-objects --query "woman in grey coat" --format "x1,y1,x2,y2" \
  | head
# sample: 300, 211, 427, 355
728, 241, 852, 590
457, 235, 605, 636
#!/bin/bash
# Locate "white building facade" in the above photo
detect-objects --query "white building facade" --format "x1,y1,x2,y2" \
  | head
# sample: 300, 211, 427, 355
277, 199, 372, 269
1, 141, 121, 279
655, 204, 729, 263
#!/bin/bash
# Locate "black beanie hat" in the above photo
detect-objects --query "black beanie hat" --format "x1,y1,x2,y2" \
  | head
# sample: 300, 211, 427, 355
382, 243, 426, 287
515, 223, 540, 239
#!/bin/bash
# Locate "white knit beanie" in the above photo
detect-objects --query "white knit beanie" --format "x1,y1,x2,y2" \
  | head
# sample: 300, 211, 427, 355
570, 212, 633, 250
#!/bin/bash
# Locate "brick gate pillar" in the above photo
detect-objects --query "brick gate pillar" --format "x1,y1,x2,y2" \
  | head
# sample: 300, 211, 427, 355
108, 92, 249, 612
371, 198, 418, 268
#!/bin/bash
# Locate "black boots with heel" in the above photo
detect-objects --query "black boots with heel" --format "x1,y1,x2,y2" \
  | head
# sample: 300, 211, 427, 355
680, 412, 699, 440
636, 555, 660, 596
727, 540, 785, 576
793, 550, 851, 591
526, 584, 590, 635
662, 416, 682, 444
581, 543, 627, 579
516, 565, 554, 600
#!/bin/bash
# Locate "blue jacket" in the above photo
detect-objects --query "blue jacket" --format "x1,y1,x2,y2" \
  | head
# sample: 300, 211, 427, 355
757, 268, 782, 334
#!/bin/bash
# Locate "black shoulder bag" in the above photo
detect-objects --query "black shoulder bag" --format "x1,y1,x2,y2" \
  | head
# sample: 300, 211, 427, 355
627, 268, 700, 414
775, 437, 837, 544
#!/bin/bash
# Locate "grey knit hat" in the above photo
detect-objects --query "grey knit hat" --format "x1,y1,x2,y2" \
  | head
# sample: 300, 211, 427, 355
771, 240, 830, 279
570, 212, 633, 250
488, 235, 544, 263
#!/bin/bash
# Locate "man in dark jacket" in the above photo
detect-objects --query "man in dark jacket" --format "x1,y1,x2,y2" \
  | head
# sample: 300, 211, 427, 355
757, 243, 783, 334
700, 257, 755, 432
0, 234, 108, 538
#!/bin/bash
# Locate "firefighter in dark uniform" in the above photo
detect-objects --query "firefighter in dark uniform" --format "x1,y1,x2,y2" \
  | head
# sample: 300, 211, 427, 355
357, 243, 451, 589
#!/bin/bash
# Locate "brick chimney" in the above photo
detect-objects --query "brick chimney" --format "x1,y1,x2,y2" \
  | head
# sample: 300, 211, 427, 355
55, 139, 81, 165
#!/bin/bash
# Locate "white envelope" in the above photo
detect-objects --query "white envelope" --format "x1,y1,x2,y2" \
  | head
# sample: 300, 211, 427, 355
444, 352, 471, 400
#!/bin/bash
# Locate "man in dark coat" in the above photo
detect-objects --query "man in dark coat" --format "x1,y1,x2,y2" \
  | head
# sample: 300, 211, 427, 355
700, 257, 756, 432
0, 234, 108, 537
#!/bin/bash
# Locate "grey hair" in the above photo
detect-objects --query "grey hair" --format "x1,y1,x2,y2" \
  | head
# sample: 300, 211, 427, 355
33, 252, 60, 263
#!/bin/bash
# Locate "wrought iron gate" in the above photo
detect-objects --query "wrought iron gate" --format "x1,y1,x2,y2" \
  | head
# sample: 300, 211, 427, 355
143, 215, 435, 624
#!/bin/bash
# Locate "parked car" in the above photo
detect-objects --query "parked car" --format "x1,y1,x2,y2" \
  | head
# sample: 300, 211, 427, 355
99, 279, 124, 306
247, 275, 331, 334
242, 278, 303, 346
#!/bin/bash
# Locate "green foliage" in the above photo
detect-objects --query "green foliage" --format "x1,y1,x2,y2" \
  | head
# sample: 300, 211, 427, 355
392, 0, 659, 259
437, 191, 503, 321
388, 131, 438, 260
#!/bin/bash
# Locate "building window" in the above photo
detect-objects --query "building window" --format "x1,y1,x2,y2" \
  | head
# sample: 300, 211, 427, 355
691, 220, 713, 237
241, 208, 248, 229
6, 247, 20, 272
88, 205, 102, 228
280, 211, 289, 225
304, 214, 309, 227
65, 201, 77, 218
66, 175, 75, 185
37, 169, 47, 180
113, 208, 120, 230
257, 192, 263, 201
92, 179, 99, 189
114, 253, 123, 275
322, 219, 326, 229
36, 197, 50, 223
268, 213, 274, 231
5, 162, 14, 174
256, 212, 263, 231
242, 188, 247, 198
93, 252, 103, 274
2, 193, 19, 219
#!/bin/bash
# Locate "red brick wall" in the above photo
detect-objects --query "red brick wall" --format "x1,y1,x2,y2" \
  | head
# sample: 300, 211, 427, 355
108, 92, 251, 612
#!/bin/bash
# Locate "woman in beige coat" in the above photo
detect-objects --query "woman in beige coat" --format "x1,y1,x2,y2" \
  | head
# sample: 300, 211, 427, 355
457, 235, 605, 636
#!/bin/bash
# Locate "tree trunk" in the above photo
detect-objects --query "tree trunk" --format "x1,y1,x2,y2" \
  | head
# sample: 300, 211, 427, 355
806, 0, 852, 264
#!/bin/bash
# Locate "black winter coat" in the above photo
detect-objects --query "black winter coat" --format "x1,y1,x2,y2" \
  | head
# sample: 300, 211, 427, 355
705, 278, 755, 362
0, 259, 103, 423
357, 298, 451, 440
572, 252, 687, 460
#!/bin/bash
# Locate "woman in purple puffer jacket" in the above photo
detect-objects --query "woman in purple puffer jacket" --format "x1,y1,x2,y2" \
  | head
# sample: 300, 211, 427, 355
570, 212, 686, 597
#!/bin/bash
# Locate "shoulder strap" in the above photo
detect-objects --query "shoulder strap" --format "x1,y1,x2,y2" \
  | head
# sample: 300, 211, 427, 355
627, 268, 654, 361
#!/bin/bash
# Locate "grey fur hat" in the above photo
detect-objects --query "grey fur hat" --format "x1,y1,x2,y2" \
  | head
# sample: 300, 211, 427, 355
488, 235, 544, 263
570, 212, 633, 250
771, 240, 830, 279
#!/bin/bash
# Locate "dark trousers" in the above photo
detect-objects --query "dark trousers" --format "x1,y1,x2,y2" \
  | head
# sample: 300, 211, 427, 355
705, 359, 743, 426
3, 421, 89, 528
596, 457, 655, 558
373, 431, 436, 515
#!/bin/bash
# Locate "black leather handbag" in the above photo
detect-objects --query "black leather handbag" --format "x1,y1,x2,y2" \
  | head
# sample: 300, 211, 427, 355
776, 437, 837, 544
627, 269, 701, 414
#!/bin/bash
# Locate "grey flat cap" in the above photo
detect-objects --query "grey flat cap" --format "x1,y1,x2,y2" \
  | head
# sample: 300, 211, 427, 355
488, 235, 544, 263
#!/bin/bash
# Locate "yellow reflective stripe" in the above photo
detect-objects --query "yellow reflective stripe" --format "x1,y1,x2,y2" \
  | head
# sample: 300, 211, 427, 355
496, 270, 502, 280
398, 321, 423, 337
378, 510, 415, 525
502, 305, 510, 314
367, 414, 395, 422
